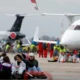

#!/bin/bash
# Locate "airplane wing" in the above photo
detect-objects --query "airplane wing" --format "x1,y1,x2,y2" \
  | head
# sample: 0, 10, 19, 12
34, 39, 57, 44
42, 13, 80, 16
33, 27, 57, 44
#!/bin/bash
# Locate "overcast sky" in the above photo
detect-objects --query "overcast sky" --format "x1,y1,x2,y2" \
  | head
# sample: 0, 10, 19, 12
0, 0, 80, 38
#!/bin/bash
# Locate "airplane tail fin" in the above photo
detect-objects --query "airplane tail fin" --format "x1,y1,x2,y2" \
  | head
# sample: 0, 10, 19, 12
9, 14, 24, 32
33, 26, 39, 41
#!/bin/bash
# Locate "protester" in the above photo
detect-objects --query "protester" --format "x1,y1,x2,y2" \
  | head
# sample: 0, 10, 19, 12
12, 54, 26, 79
72, 50, 79, 63
21, 53, 34, 69
54, 45, 60, 57
5, 42, 10, 52
58, 45, 66, 63
38, 42, 43, 58
22, 53, 30, 60
0, 52, 6, 63
0, 56, 12, 79
30, 44, 35, 52
43, 43, 48, 58
16, 40, 22, 53
50, 44, 54, 58
67, 52, 73, 62
28, 53, 47, 79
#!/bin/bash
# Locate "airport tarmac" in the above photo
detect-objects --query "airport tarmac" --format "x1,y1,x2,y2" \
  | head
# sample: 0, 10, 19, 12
7, 53, 80, 80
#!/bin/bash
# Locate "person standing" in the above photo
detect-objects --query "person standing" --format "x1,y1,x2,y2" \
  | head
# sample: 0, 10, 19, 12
43, 43, 47, 58
50, 44, 54, 58
38, 42, 43, 58
0, 56, 12, 79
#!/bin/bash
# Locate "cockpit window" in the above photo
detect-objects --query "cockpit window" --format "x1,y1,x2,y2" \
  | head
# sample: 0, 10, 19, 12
74, 25, 80, 30
68, 25, 75, 30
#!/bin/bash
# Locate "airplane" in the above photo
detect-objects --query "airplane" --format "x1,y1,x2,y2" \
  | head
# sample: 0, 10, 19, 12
0, 14, 31, 46
33, 19, 80, 50
0, 14, 25, 40
1, 13, 80, 48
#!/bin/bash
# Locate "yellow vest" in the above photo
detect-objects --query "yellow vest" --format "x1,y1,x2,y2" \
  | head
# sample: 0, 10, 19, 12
6, 44, 10, 50
22, 47, 28, 51
30, 44, 35, 49
54, 46, 60, 52
60, 48, 66, 53
17, 44, 20, 49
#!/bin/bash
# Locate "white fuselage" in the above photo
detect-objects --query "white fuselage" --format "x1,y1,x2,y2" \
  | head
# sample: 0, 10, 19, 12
61, 30, 80, 49
61, 20, 80, 50
0, 31, 10, 39
34, 23, 80, 50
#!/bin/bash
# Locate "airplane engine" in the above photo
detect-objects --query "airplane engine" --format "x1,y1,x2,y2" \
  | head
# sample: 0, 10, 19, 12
9, 32, 17, 39
9, 32, 25, 40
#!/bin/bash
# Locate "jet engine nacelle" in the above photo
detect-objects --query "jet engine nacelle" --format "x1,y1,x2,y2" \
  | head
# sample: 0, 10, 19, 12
9, 32, 17, 39
9, 32, 25, 40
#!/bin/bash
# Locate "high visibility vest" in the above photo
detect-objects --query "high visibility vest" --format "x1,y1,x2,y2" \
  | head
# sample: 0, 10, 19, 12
17, 44, 20, 49
64, 48, 66, 52
23, 47, 28, 51
6, 44, 10, 50
54, 46, 57, 50
54, 46, 60, 52
30, 44, 35, 49
60, 48, 66, 53
57, 46, 61, 52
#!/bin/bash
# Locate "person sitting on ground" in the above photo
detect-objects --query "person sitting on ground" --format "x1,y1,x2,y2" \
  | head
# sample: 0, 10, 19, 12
12, 54, 26, 79
21, 53, 36, 79
67, 52, 73, 62
48, 45, 59, 62
21, 53, 34, 70
58, 45, 67, 63
22, 52, 30, 60
0, 52, 6, 63
72, 50, 79, 63
28, 53, 47, 79
0, 56, 12, 79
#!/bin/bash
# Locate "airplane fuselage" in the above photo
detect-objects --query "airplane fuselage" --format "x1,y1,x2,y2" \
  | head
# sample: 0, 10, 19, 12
0, 31, 25, 40
61, 30, 80, 50
61, 20, 80, 50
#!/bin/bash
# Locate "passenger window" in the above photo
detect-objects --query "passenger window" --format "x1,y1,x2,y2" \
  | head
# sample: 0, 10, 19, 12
74, 25, 80, 30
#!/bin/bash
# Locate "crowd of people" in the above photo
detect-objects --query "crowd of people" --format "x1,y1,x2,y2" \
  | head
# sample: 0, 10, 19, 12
0, 39, 80, 63
31, 42, 80, 63
0, 52, 47, 79
0, 39, 80, 79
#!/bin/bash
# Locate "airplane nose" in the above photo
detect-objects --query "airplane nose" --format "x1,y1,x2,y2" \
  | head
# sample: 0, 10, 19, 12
60, 38, 70, 46
60, 30, 72, 46
60, 30, 79, 49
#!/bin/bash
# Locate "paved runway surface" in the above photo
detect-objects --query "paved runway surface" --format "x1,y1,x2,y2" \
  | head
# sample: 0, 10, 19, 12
7, 53, 80, 80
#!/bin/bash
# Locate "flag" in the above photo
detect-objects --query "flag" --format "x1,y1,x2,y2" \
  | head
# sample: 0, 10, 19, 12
30, 0, 38, 10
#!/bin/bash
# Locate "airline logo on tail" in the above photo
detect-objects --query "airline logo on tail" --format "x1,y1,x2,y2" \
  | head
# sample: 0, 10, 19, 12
30, 0, 38, 10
